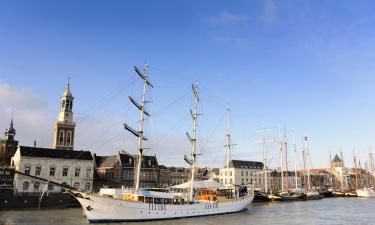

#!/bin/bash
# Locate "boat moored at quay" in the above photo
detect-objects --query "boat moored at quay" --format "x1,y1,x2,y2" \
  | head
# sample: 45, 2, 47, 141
71, 64, 253, 222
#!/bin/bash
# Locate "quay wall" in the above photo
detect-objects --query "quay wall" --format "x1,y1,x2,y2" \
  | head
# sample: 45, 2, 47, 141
0, 193, 80, 209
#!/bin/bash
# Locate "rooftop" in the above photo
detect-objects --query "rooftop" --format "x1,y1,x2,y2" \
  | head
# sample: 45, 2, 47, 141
229, 160, 264, 169
19, 146, 93, 160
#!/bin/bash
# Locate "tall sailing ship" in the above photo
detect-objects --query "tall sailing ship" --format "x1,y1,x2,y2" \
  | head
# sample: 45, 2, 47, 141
69, 65, 254, 223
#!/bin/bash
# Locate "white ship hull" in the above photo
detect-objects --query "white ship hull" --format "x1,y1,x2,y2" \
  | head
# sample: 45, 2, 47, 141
356, 188, 375, 198
75, 193, 253, 223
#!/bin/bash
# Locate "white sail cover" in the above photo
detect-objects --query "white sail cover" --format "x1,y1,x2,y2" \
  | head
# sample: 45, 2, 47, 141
171, 178, 227, 189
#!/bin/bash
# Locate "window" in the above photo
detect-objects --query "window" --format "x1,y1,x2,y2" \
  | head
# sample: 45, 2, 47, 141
225, 171, 227, 176
129, 158, 132, 165
241, 171, 244, 176
48, 184, 54, 191
230, 171, 232, 176
106, 172, 113, 180
85, 183, 91, 191
246, 171, 248, 176
229, 178, 232, 184
23, 181, 29, 190
59, 130, 65, 145
66, 131, 72, 146
123, 170, 131, 180
49, 167, 55, 177
148, 159, 152, 166
86, 168, 91, 177
24, 165, 31, 175
63, 167, 68, 177
34, 182, 40, 191
73, 182, 80, 189
35, 166, 41, 176
75, 168, 80, 177
62, 100, 65, 110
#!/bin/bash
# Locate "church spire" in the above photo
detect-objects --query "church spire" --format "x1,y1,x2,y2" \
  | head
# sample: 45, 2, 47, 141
53, 79, 76, 150
5, 113, 16, 141
63, 78, 73, 98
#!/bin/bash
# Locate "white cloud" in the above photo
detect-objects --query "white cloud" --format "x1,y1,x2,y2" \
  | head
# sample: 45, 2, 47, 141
0, 81, 53, 147
0, 82, 47, 111
207, 11, 249, 24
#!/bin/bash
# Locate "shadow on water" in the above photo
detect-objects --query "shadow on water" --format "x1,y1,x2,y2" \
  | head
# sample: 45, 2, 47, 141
1, 198, 375, 225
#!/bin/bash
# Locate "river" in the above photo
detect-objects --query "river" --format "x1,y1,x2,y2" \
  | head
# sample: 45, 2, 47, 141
1, 197, 374, 225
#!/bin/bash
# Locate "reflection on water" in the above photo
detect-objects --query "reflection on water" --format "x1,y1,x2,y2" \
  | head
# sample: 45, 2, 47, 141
1, 198, 374, 225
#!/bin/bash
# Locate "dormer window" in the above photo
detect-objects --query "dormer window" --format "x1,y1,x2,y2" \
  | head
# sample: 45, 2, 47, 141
129, 158, 132, 165
148, 160, 152, 166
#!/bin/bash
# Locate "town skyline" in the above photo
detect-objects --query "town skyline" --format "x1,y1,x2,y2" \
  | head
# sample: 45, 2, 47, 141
2, 1, 375, 169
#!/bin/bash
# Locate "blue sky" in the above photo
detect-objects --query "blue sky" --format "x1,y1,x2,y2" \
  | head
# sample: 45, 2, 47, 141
1, 0, 375, 168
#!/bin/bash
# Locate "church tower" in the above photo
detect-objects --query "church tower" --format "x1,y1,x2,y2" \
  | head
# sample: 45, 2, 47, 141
53, 80, 76, 150
0, 114, 19, 166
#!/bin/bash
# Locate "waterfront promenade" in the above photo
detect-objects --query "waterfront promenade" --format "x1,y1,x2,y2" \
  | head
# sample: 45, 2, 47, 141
1, 197, 374, 225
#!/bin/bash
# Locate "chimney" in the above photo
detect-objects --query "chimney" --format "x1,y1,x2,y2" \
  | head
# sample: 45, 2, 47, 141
33, 140, 37, 148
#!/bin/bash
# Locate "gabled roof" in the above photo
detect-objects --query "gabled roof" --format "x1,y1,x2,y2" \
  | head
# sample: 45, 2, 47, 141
95, 151, 158, 168
119, 152, 158, 168
332, 154, 342, 163
229, 160, 263, 169
19, 146, 92, 160
95, 155, 117, 168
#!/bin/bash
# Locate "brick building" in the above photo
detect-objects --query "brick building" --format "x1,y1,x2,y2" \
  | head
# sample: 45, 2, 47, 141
93, 151, 159, 191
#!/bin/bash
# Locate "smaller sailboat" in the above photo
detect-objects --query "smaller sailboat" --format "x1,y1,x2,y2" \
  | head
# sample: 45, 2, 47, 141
253, 129, 281, 202
302, 136, 322, 200
278, 130, 306, 201
356, 187, 375, 197
356, 149, 375, 198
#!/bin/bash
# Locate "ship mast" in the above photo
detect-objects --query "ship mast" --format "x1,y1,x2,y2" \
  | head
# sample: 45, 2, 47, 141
292, 130, 298, 191
279, 127, 284, 192
284, 128, 289, 191
302, 137, 307, 192
354, 149, 359, 190
369, 146, 374, 187
123, 64, 153, 193
304, 136, 311, 192
225, 105, 232, 184
340, 150, 345, 189
187, 83, 199, 202
329, 150, 334, 190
